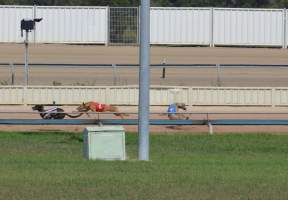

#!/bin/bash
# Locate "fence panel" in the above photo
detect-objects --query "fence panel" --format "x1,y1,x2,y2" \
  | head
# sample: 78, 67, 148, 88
275, 88, 288, 106
108, 87, 138, 105
1, 86, 288, 106
0, 86, 23, 104
213, 8, 284, 47
109, 7, 139, 45
150, 88, 169, 105
35, 6, 108, 43
150, 7, 211, 45
24, 86, 187, 105
1, 6, 288, 46
0, 6, 34, 43
25, 86, 108, 104
189, 87, 273, 106
24, 86, 272, 106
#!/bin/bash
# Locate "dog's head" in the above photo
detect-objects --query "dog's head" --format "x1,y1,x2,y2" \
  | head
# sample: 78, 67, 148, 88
176, 103, 187, 110
76, 102, 90, 112
32, 104, 44, 111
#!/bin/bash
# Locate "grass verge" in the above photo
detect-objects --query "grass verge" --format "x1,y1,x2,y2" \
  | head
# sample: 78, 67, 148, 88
0, 132, 287, 200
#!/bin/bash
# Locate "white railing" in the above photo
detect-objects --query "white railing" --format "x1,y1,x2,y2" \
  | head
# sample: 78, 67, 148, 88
1, 5, 288, 47
1, 85, 288, 106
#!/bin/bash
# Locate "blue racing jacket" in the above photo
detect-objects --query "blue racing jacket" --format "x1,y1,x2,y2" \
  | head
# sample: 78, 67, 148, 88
167, 104, 177, 114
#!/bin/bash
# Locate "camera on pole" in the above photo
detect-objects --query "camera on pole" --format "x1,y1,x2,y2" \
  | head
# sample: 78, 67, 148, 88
20, 18, 42, 86
21, 18, 42, 36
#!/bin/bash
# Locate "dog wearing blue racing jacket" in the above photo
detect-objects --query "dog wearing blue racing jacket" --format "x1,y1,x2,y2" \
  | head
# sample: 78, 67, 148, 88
167, 103, 189, 120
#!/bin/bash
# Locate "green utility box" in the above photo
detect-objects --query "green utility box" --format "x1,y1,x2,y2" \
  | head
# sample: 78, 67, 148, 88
83, 126, 126, 160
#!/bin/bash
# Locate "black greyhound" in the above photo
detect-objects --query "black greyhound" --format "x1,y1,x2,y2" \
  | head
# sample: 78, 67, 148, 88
32, 105, 82, 119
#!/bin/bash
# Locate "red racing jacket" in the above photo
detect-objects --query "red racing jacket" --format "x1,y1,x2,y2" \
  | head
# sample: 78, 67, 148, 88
89, 102, 106, 112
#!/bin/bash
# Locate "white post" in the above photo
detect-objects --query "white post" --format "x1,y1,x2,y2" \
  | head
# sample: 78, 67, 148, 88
188, 87, 193, 107
208, 122, 213, 135
271, 88, 276, 107
283, 9, 287, 49
210, 8, 214, 47
33, 5, 37, 43
106, 6, 110, 46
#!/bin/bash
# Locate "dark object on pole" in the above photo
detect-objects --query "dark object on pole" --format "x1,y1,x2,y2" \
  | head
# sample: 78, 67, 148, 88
21, 18, 42, 36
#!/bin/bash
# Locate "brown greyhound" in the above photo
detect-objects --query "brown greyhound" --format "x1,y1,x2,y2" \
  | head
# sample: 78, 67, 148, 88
76, 102, 129, 119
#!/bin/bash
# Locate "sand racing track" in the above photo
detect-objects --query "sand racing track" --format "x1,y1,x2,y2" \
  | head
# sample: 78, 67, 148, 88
1, 44, 288, 133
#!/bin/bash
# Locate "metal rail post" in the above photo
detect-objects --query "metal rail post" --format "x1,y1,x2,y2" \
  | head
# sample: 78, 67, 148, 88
216, 64, 221, 86
112, 64, 117, 85
24, 30, 29, 87
9, 62, 15, 85
161, 58, 166, 79
138, 0, 150, 161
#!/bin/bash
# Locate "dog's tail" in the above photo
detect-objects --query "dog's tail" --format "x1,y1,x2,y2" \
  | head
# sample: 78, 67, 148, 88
65, 113, 84, 118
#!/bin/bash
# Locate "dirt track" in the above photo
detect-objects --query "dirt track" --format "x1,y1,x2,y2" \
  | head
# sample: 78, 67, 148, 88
1, 44, 288, 86
2, 44, 288, 64
1, 105, 288, 133
1, 44, 288, 133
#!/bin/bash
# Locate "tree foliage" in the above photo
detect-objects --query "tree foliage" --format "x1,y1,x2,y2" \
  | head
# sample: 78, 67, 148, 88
0, 0, 286, 8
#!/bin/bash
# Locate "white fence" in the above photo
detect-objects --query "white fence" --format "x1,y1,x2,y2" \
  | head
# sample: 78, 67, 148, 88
150, 7, 286, 47
213, 8, 285, 47
0, 5, 108, 44
0, 5, 288, 47
1, 85, 288, 106
150, 7, 211, 45
35, 6, 108, 43
0, 6, 34, 43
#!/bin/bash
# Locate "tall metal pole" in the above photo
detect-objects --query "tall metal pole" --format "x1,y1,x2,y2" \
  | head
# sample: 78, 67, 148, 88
138, 0, 150, 161
24, 30, 29, 86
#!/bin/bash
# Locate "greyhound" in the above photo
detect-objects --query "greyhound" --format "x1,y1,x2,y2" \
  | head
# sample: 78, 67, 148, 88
32, 104, 82, 119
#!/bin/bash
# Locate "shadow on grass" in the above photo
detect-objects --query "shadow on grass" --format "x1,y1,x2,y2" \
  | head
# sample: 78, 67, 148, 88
18, 131, 84, 143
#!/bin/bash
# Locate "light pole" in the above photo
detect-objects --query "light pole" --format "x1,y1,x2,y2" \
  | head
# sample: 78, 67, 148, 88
21, 18, 42, 86
138, 0, 150, 161
24, 28, 29, 86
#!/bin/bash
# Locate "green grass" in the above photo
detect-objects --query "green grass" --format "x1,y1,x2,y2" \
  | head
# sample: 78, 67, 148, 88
0, 132, 288, 200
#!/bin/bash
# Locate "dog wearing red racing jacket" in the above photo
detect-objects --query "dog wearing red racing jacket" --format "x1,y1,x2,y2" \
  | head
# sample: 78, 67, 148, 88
76, 101, 128, 119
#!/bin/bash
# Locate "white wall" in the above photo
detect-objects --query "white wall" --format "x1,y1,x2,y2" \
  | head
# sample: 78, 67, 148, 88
0, 6, 288, 47
189, 87, 273, 105
0, 6, 34, 43
213, 8, 284, 47
0, 86, 23, 104
150, 7, 211, 45
0, 5, 108, 44
35, 6, 108, 43
1, 85, 288, 107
